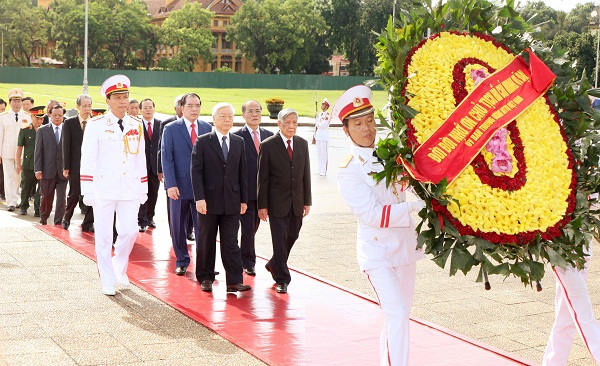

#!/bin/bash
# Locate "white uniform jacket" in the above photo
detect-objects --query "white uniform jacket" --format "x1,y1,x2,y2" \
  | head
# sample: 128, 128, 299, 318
80, 111, 148, 201
0, 110, 31, 159
314, 111, 330, 141
337, 145, 424, 271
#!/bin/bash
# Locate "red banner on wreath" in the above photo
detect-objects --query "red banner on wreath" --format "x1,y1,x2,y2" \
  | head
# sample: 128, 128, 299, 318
402, 50, 555, 185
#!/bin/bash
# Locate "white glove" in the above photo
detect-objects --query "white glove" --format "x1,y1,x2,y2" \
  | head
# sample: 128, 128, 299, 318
409, 200, 426, 213
139, 194, 148, 205
83, 194, 96, 207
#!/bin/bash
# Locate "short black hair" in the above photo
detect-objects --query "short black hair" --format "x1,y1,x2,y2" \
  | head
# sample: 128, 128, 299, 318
180, 93, 201, 107
140, 98, 155, 108
0, 98, 6, 106
50, 104, 65, 114
22, 97, 34, 104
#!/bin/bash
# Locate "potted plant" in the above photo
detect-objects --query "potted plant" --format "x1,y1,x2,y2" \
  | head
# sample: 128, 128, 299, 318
265, 97, 285, 119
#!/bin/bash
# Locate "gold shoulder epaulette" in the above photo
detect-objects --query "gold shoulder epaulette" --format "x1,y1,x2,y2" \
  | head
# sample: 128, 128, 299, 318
339, 154, 354, 168
0, 111, 9, 117
129, 115, 142, 123
88, 114, 103, 122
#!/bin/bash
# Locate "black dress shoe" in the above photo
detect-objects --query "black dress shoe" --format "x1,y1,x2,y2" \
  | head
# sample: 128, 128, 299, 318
7, 206, 15, 212
244, 267, 256, 276
265, 263, 273, 274
175, 266, 187, 276
138, 225, 147, 232
275, 283, 288, 293
226, 283, 251, 292
39, 220, 47, 225
214, 271, 220, 276
34, 211, 40, 217
200, 280, 213, 292
81, 226, 95, 233
19, 208, 27, 215
62, 222, 70, 230
186, 232, 195, 241
147, 220, 156, 228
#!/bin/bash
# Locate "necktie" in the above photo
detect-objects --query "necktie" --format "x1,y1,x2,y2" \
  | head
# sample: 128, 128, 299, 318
253, 130, 260, 153
190, 122, 197, 144
82, 120, 87, 134
287, 139, 292, 160
15, 113, 18, 122
147, 121, 153, 140
118, 119, 124, 132
55, 126, 60, 145
222, 136, 228, 160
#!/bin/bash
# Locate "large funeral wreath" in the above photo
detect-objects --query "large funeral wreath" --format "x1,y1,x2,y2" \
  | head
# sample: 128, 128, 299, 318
373, 0, 600, 287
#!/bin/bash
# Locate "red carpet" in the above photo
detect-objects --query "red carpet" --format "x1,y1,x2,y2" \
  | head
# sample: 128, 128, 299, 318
39, 224, 535, 366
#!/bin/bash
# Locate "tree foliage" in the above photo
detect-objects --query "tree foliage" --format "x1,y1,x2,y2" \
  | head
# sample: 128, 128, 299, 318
160, 2, 215, 72
519, 1, 562, 41
228, 0, 330, 74
553, 32, 597, 82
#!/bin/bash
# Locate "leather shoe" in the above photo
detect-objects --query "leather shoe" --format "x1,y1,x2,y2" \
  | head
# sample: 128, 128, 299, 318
275, 283, 288, 293
226, 283, 251, 292
34, 211, 40, 217
102, 286, 116, 296
7, 206, 15, 212
39, 220, 47, 225
19, 208, 27, 215
265, 263, 273, 274
117, 275, 130, 288
186, 232, 195, 241
81, 226, 94, 233
200, 280, 213, 292
244, 267, 256, 276
175, 266, 187, 276
62, 222, 70, 230
147, 220, 156, 228
138, 225, 147, 232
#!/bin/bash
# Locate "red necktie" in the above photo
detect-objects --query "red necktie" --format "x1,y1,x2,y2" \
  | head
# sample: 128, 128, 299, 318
190, 122, 197, 144
287, 139, 292, 160
253, 130, 260, 153
147, 121, 153, 140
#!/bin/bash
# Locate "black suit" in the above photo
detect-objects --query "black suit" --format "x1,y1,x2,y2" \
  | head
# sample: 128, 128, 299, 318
233, 125, 273, 269
62, 116, 94, 229
138, 117, 161, 226
191, 131, 248, 285
257, 132, 311, 285
34, 123, 68, 224
157, 115, 193, 235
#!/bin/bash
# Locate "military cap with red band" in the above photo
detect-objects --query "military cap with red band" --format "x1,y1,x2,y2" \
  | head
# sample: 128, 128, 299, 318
331, 85, 374, 124
100, 74, 130, 98
29, 106, 45, 117
91, 108, 106, 117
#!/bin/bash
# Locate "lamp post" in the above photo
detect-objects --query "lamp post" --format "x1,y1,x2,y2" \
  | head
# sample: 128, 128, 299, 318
83, 0, 89, 95
592, 10, 600, 88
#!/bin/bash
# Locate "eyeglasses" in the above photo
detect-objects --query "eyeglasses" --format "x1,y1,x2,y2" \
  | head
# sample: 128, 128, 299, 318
185, 104, 201, 109
245, 109, 261, 114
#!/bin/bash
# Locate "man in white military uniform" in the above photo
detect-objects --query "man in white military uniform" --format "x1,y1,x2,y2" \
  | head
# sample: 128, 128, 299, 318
0, 88, 31, 211
81, 75, 148, 296
314, 98, 330, 176
335, 85, 425, 366
542, 243, 600, 365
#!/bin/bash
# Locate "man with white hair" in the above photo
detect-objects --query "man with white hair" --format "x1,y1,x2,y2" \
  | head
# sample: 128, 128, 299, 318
191, 102, 250, 293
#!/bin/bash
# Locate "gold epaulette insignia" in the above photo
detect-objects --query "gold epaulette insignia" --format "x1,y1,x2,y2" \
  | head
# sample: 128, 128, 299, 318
89, 114, 103, 123
358, 155, 367, 165
0, 111, 8, 117
339, 154, 354, 168
129, 115, 142, 124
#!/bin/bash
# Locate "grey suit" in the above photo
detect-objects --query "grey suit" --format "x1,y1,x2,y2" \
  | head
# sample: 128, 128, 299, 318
34, 123, 67, 224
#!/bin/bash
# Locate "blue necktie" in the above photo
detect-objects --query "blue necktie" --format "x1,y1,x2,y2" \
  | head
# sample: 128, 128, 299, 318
222, 136, 228, 160
54, 126, 60, 145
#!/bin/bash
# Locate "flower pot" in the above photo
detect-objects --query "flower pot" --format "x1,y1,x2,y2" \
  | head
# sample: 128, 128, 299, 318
266, 104, 283, 119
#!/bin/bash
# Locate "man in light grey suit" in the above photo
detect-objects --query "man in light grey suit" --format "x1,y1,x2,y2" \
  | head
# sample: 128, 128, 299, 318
34, 105, 67, 225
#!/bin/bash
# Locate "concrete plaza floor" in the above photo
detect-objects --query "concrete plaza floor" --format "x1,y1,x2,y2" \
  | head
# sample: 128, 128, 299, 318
0, 125, 598, 365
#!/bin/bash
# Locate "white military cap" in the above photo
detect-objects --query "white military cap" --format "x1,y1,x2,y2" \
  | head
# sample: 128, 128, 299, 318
7, 88, 24, 100
100, 74, 131, 98
331, 85, 373, 124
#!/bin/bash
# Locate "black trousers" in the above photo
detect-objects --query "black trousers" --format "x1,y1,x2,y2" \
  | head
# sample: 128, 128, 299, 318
266, 209, 303, 285
138, 172, 159, 226
19, 170, 40, 212
196, 213, 243, 285
64, 171, 94, 229
39, 176, 67, 224
240, 200, 260, 269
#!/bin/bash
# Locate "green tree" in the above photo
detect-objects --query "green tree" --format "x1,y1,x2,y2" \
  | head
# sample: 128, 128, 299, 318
228, 0, 329, 74
139, 24, 161, 70
519, 1, 562, 41
0, 0, 50, 67
319, 0, 360, 73
49, 0, 86, 68
564, 2, 595, 34
553, 31, 597, 82
160, 2, 215, 72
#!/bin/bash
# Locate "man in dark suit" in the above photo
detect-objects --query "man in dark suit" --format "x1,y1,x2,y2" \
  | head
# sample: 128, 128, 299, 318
258, 108, 312, 294
34, 105, 68, 225
62, 95, 94, 231
161, 92, 211, 275
158, 94, 194, 241
138, 98, 161, 232
192, 102, 250, 293
233, 100, 273, 276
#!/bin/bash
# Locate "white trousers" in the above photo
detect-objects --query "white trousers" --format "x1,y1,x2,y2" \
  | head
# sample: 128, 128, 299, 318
316, 140, 328, 175
2, 158, 20, 207
365, 262, 417, 366
93, 199, 139, 289
543, 248, 600, 365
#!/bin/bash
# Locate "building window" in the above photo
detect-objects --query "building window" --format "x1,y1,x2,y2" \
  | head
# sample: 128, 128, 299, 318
214, 20, 219, 26
223, 20, 228, 26
221, 38, 231, 50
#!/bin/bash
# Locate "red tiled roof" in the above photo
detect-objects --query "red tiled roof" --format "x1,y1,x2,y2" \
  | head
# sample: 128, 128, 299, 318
144, 0, 241, 18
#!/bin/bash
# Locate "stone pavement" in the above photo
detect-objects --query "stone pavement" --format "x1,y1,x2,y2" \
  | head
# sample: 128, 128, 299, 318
0, 125, 598, 365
